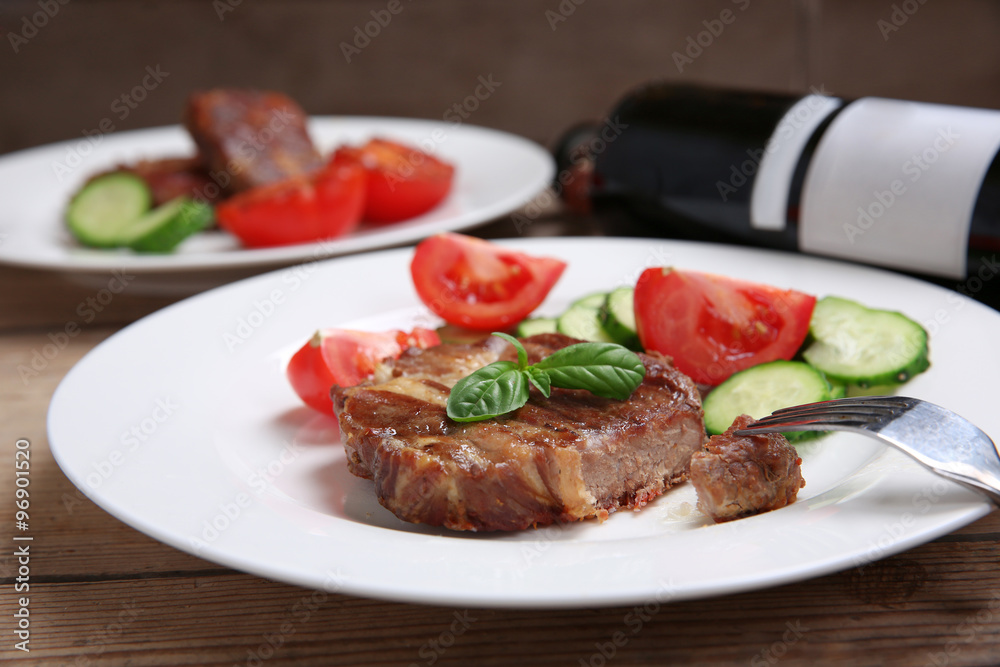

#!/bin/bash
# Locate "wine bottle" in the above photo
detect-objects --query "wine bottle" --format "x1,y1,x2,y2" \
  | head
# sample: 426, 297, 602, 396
555, 83, 1000, 307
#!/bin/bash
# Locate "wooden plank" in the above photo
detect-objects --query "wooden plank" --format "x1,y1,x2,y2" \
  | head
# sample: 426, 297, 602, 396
2, 552, 999, 666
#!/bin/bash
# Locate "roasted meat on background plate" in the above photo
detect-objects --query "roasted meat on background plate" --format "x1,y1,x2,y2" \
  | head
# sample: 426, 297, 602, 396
121, 157, 222, 206
184, 89, 324, 194
333, 333, 706, 532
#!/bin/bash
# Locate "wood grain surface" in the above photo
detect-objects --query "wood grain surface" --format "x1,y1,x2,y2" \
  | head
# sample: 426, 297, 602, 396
2, 213, 1000, 666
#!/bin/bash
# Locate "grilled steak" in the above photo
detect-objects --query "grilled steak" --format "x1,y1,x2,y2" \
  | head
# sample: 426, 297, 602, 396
184, 89, 323, 193
333, 333, 705, 532
689, 414, 805, 523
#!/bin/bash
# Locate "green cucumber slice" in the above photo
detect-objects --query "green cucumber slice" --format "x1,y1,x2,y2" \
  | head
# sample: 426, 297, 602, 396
600, 286, 640, 350
125, 198, 213, 253
557, 304, 615, 343
703, 360, 832, 441
801, 296, 929, 386
828, 379, 848, 399
66, 172, 152, 248
570, 292, 608, 309
516, 317, 558, 338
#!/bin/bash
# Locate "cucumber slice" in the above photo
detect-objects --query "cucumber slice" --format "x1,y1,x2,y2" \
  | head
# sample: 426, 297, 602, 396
516, 317, 558, 337
802, 296, 930, 386
600, 287, 640, 350
66, 172, 152, 248
571, 292, 608, 309
845, 382, 902, 398
828, 380, 848, 399
703, 360, 832, 441
557, 304, 615, 343
125, 198, 213, 253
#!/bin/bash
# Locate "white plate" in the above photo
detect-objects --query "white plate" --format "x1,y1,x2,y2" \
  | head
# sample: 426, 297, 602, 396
48, 238, 996, 608
0, 118, 553, 273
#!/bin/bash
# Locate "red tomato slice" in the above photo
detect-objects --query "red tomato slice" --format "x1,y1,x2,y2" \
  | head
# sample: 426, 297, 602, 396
411, 233, 566, 331
287, 327, 441, 414
216, 153, 366, 248
337, 138, 454, 224
634, 268, 816, 386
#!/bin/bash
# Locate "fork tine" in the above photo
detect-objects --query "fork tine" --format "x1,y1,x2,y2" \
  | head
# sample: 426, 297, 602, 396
748, 412, 877, 430
766, 404, 887, 420
737, 396, 919, 435
770, 395, 914, 415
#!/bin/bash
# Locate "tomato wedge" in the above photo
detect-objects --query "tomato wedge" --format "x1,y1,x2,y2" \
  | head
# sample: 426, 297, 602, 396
216, 153, 366, 248
336, 138, 454, 224
287, 327, 441, 415
634, 268, 816, 386
411, 233, 566, 331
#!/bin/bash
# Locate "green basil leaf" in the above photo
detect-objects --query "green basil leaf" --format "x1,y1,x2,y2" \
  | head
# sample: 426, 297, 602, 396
491, 331, 527, 369
533, 342, 645, 400
526, 366, 551, 397
446, 360, 530, 422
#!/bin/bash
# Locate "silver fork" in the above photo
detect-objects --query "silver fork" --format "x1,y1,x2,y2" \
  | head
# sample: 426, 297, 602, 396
736, 396, 1000, 506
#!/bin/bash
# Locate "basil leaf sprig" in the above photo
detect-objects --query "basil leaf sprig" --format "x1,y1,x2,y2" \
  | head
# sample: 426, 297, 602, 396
446, 332, 646, 422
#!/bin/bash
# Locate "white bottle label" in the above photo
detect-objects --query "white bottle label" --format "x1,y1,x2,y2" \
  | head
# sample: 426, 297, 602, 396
799, 97, 1000, 279
750, 94, 842, 231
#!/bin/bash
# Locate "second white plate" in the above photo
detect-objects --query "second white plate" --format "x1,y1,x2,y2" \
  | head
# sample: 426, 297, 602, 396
0, 117, 554, 272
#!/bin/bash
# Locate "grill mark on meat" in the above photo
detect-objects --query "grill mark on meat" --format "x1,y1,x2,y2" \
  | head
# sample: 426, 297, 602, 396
334, 333, 706, 531
689, 414, 805, 523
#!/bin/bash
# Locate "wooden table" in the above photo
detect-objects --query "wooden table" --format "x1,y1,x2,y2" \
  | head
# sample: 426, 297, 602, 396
2, 214, 999, 667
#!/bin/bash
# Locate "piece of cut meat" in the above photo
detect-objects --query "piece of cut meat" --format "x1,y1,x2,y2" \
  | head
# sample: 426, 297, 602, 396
184, 89, 323, 194
332, 333, 706, 532
689, 414, 805, 523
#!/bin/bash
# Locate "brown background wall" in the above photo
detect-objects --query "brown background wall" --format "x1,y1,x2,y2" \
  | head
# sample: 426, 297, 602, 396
2, 0, 999, 157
